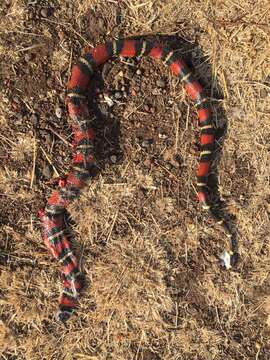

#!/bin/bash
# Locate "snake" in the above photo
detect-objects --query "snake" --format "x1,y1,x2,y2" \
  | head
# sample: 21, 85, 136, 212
38, 39, 238, 322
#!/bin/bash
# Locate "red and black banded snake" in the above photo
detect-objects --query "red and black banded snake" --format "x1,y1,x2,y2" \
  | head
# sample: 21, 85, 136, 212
38, 39, 238, 322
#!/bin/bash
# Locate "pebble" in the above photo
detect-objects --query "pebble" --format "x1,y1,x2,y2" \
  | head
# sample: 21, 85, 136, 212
141, 82, 146, 89
55, 107, 62, 119
45, 132, 53, 144
98, 18, 105, 30
136, 69, 142, 75
152, 88, 159, 95
40, 8, 52, 18
67, 8, 73, 17
158, 133, 167, 139
114, 92, 122, 99
24, 53, 32, 62
156, 79, 166, 88
30, 113, 39, 127
58, 31, 65, 41
11, 101, 20, 111
142, 139, 151, 148
117, 70, 124, 78
143, 158, 151, 167
260, 88, 268, 98
15, 112, 23, 125
110, 155, 117, 163
144, 105, 149, 112
42, 164, 52, 178
27, 11, 34, 21
99, 103, 109, 116
101, 63, 111, 80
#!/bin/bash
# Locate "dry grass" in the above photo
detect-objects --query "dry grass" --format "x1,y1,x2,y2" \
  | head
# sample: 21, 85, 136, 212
0, 0, 270, 359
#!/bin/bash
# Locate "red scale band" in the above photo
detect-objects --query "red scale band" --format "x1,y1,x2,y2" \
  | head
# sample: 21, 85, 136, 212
120, 40, 137, 57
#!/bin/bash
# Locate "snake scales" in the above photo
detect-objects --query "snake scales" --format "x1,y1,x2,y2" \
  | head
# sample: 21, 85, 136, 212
38, 39, 238, 322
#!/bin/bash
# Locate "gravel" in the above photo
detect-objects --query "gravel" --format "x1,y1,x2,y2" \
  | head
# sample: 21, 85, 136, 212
55, 107, 62, 119
156, 79, 166, 88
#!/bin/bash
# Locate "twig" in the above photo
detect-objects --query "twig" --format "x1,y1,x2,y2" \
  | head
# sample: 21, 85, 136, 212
106, 210, 119, 244
48, 126, 71, 147
30, 136, 36, 189
40, 146, 60, 177
15, 43, 44, 53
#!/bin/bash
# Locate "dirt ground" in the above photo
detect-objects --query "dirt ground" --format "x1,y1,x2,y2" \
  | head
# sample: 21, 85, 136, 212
0, 1, 269, 359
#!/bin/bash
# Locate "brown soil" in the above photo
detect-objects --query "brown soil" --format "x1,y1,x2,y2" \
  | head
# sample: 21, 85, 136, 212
0, 1, 269, 359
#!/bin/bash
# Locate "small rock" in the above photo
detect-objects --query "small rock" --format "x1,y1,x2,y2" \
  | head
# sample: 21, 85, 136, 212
45, 132, 53, 144
24, 53, 32, 62
33, 102, 39, 111
42, 164, 52, 179
131, 88, 136, 96
30, 113, 39, 127
158, 133, 167, 139
144, 105, 149, 112
11, 101, 20, 111
99, 103, 109, 116
121, 86, 126, 92
156, 79, 166, 88
15, 112, 24, 125
27, 11, 34, 20
114, 92, 122, 99
117, 70, 124, 78
141, 82, 146, 89
110, 155, 117, 163
67, 8, 73, 17
101, 63, 111, 80
104, 94, 114, 107
143, 158, 151, 167
40, 7, 52, 18
46, 78, 53, 87
142, 139, 152, 148
136, 69, 142, 75
98, 18, 105, 30
55, 107, 62, 119
260, 88, 268, 98
58, 30, 65, 41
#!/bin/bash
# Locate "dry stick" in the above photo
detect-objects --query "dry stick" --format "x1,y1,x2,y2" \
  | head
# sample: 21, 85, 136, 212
174, 105, 180, 153
48, 126, 71, 147
106, 210, 119, 244
0, 133, 16, 146
153, 160, 179, 182
30, 136, 36, 189
40, 146, 60, 177
15, 43, 44, 53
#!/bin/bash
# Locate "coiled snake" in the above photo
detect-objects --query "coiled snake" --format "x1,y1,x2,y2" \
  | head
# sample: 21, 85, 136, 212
38, 39, 238, 322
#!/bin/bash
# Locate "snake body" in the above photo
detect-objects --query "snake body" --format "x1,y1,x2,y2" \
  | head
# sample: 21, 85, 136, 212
39, 39, 237, 322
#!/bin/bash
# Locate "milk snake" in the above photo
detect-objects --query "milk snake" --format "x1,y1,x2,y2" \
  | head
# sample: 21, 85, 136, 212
38, 39, 238, 322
